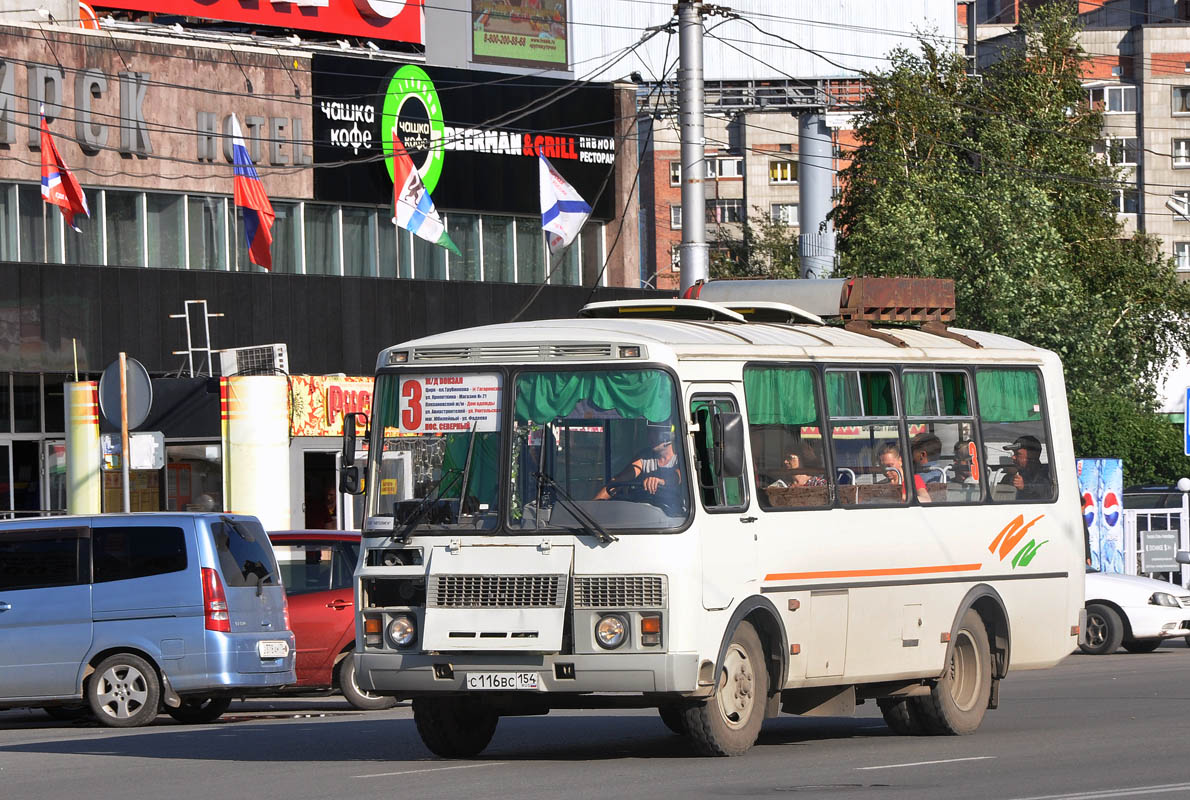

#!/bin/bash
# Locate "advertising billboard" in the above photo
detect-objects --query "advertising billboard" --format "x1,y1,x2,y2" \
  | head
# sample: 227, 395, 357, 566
471, 0, 568, 68
1078, 457, 1124, 573
92, 0, 423, 45
312, 56, 616, 219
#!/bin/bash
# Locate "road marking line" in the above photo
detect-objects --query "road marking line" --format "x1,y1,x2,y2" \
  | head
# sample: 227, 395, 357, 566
857, 756, 996, 771
354, 762, 507, 779
1008, 784, 1190, 800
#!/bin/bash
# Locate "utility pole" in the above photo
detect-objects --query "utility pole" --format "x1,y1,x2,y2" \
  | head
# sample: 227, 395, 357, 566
677, 0, 708, 292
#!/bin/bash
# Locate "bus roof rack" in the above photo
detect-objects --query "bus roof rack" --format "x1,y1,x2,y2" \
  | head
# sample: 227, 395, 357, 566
684, 277, 956, 324
716, 301, 825, 326
578, 299, 748, 323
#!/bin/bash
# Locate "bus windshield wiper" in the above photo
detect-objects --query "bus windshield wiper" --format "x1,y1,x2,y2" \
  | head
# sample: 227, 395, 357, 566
397, 468, 464, 539
534, 470, 618, 544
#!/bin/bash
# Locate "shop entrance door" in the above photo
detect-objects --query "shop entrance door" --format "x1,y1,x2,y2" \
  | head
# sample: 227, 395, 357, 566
303, 451, 339, 529
43, 440, 67, 513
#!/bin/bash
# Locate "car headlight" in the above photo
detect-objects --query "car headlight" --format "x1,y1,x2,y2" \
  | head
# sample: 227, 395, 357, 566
1149, 592, 1180, 608
595, 614, 628, 649
388, 615, 416, 647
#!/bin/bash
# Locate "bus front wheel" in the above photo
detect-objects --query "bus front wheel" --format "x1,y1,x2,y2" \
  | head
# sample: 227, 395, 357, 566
915, 609, 992, 735
683, 621, 768, 756
412, 697, 499, 758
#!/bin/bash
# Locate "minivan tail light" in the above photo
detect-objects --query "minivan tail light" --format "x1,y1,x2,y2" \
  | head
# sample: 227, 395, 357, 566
202, 567, 231, 633
282, 595, 292, 632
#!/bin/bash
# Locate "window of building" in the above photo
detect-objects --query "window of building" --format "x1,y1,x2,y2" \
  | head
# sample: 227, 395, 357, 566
718, 157, 743, 178
12, 373, 40, 433
146, 193, 185, 269
548, 235, 580, 285
93, 526, 187, 583
165, 444, 223, 511
1095, 137, 1138, 166
483, 215, 515, 283
64, 188, 101, 266
340, 206, 378, 278
670, 204, 682, 229
670, 245, 681, 272
188, 196, 227, 271
1172, 190, 1190, 220
580, 223, 604, 287
771, 203, 798, 225
515, 217, 544, 284
303, 204, 340, 275
105, 190, 143, 267
669, 160, 681, 185
0, 184, 17, 261
447, 212, 481, 281
706, 199, 744, 224
1176, 242, 1190, 271
769, 160, 798, 183
1087, 85, 1137, 113
1174, 139, 1190, 167
1113, 186, 1139, 214
270, 201, 302, 275
1175, 86, 1190, 115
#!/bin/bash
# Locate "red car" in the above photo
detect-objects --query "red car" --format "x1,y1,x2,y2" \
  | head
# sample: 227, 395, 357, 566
267, 531, 395, 710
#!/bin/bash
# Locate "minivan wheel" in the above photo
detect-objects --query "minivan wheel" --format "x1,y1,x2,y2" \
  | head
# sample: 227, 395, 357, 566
338, 652, 398, 711
412, 697, 499, 758
167, 697, 232, 724
87, 653, 161, 728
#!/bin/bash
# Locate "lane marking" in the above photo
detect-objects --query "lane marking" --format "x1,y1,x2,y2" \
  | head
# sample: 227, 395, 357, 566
354, 762, 507, 779
857, 756, 996, 771
1008, 784, 1190, 800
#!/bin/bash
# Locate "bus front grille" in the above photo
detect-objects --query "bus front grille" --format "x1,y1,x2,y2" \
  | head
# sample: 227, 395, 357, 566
429, 574, 567, 608
573, 575, 667, 609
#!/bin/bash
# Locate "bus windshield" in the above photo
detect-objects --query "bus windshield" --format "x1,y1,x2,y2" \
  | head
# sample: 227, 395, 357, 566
509, 368, 690, 532
367, 372, 503, 532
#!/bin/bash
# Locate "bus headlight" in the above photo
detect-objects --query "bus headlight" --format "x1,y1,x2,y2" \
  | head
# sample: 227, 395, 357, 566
388, 615, 417, 648
595, 615, 628, 649
1150, 592, 1180, 608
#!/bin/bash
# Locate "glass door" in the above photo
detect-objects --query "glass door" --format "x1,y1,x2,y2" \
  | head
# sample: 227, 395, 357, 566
43, 439, 67, 512
0, 443, 10, 518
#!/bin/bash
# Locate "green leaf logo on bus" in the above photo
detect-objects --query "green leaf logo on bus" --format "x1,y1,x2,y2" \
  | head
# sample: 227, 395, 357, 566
989, 514, 1048, 569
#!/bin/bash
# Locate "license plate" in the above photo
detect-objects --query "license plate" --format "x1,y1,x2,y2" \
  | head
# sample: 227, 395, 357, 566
465, 672, 539, 691
257, 640, 290, 659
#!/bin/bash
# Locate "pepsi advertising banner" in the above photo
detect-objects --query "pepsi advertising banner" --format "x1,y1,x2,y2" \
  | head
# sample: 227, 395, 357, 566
1078, 457, 1124, 573
311, 57, 617, 220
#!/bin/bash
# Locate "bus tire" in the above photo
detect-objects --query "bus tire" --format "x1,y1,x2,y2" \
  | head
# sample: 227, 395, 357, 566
682, 621, 767, 756
1080, 603, 1124, 655
657, 704, 688, 736
915, 609, 992, 736
876, 697, 926, 735
412, 697, 499, 758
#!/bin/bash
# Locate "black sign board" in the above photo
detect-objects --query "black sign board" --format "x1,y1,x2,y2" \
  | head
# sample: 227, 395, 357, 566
311, 56, 617, 220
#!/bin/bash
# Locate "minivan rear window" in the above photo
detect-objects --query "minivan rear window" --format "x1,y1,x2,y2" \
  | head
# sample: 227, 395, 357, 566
211, 519, 279, 587
93, 526, 187, 583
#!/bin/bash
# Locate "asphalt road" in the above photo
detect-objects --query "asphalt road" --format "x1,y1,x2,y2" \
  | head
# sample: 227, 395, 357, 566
2, 643, 1189, 800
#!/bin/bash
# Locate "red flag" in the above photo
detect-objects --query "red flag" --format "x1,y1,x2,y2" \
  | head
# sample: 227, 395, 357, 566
40, 106, 90, 231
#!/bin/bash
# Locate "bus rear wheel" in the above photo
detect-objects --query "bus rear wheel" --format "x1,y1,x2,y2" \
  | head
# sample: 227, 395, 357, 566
915, 609, 992, 736
682, 621, 768, 756
877, 697, 927, 735
412, 697, 499, 758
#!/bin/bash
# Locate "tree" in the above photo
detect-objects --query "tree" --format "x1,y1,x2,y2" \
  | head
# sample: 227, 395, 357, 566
709, 208, 799, 280
832, 2, 1190, 483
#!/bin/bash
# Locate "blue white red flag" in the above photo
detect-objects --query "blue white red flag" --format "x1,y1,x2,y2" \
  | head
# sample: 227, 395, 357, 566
230, 115, 276, 271
539, 153, 591, 256
39, 106, 89, 231
391, 130, 459, 255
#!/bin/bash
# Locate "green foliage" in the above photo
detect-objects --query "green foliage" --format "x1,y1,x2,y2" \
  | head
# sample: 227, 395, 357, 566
832, 3, 1190, 481
1069, 394, 1190, 485
709, 209, 799, 280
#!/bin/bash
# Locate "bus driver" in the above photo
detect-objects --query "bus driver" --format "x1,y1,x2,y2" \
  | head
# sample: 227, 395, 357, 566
594, 427, 683, 503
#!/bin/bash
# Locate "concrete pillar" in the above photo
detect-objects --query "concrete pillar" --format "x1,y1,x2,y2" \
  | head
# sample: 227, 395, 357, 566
221, 375, 291, 530
64, 382, 101, 514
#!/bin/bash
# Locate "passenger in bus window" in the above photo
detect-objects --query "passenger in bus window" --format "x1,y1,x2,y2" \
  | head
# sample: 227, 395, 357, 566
910, 433, 944, 484
952, 441, 979, 484
876, 441, 931, 503
1000, 435, 1052, 500
771, 443, 826, 488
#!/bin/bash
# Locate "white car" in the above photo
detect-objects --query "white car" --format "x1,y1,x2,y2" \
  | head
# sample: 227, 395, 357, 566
1081, 562, 1190, 654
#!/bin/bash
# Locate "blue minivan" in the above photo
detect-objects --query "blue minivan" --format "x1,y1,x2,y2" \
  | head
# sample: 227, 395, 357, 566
0, 513, 295, 727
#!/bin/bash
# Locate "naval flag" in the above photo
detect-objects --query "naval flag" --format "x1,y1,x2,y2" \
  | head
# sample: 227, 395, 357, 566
39, 106, 90, 231
230, 114, 276, 271
391, 132, 460, 255
539, 153, 591, 256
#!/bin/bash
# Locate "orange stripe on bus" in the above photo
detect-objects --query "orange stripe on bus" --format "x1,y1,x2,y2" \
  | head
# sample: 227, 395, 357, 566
764, 563, 983, 582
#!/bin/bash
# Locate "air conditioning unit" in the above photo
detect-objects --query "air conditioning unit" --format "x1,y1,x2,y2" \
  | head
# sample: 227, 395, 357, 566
218, 344, 289, 377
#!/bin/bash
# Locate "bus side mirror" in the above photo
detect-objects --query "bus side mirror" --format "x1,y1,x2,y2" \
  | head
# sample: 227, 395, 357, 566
1176, 550, 1190, 565
340, 412, 367, 496
714, 412, 745, 479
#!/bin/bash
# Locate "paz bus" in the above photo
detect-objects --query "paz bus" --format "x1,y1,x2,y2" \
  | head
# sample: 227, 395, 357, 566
340, 277, 1084, 757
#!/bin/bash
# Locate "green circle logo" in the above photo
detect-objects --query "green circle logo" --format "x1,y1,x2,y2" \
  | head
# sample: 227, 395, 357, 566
382, 65, 445, 193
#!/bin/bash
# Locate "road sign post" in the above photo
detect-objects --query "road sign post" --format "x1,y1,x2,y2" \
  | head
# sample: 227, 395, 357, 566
99, 355, 153, 514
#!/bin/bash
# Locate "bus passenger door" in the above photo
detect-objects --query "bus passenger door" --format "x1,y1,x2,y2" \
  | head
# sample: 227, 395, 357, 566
688, 389, 755, 610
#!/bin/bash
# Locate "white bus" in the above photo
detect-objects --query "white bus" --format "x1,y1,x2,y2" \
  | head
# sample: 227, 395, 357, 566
342, 278, 1084, 757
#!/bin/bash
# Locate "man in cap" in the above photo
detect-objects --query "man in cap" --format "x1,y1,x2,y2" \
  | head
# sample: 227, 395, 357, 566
594, 425, 683, 504
1000, 434, 1052, 501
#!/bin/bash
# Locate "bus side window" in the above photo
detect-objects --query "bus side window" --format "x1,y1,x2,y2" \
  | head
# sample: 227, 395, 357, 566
825, 369, 906, 506
903, 369, 983, 505
975, 368, 1055, 503
690, 397, 749, 512
743, 365, 828, 510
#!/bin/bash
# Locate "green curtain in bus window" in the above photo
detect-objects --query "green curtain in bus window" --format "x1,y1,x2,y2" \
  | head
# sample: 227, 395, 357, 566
515, 371, 673, 423
903, 372, 937, 417
975, 369, 1041, 422
862, 372, 895, 416
939, 372, 970, 416
826, 372, 861, 417
442, 432, 500, 505
743, 367, 818, 425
